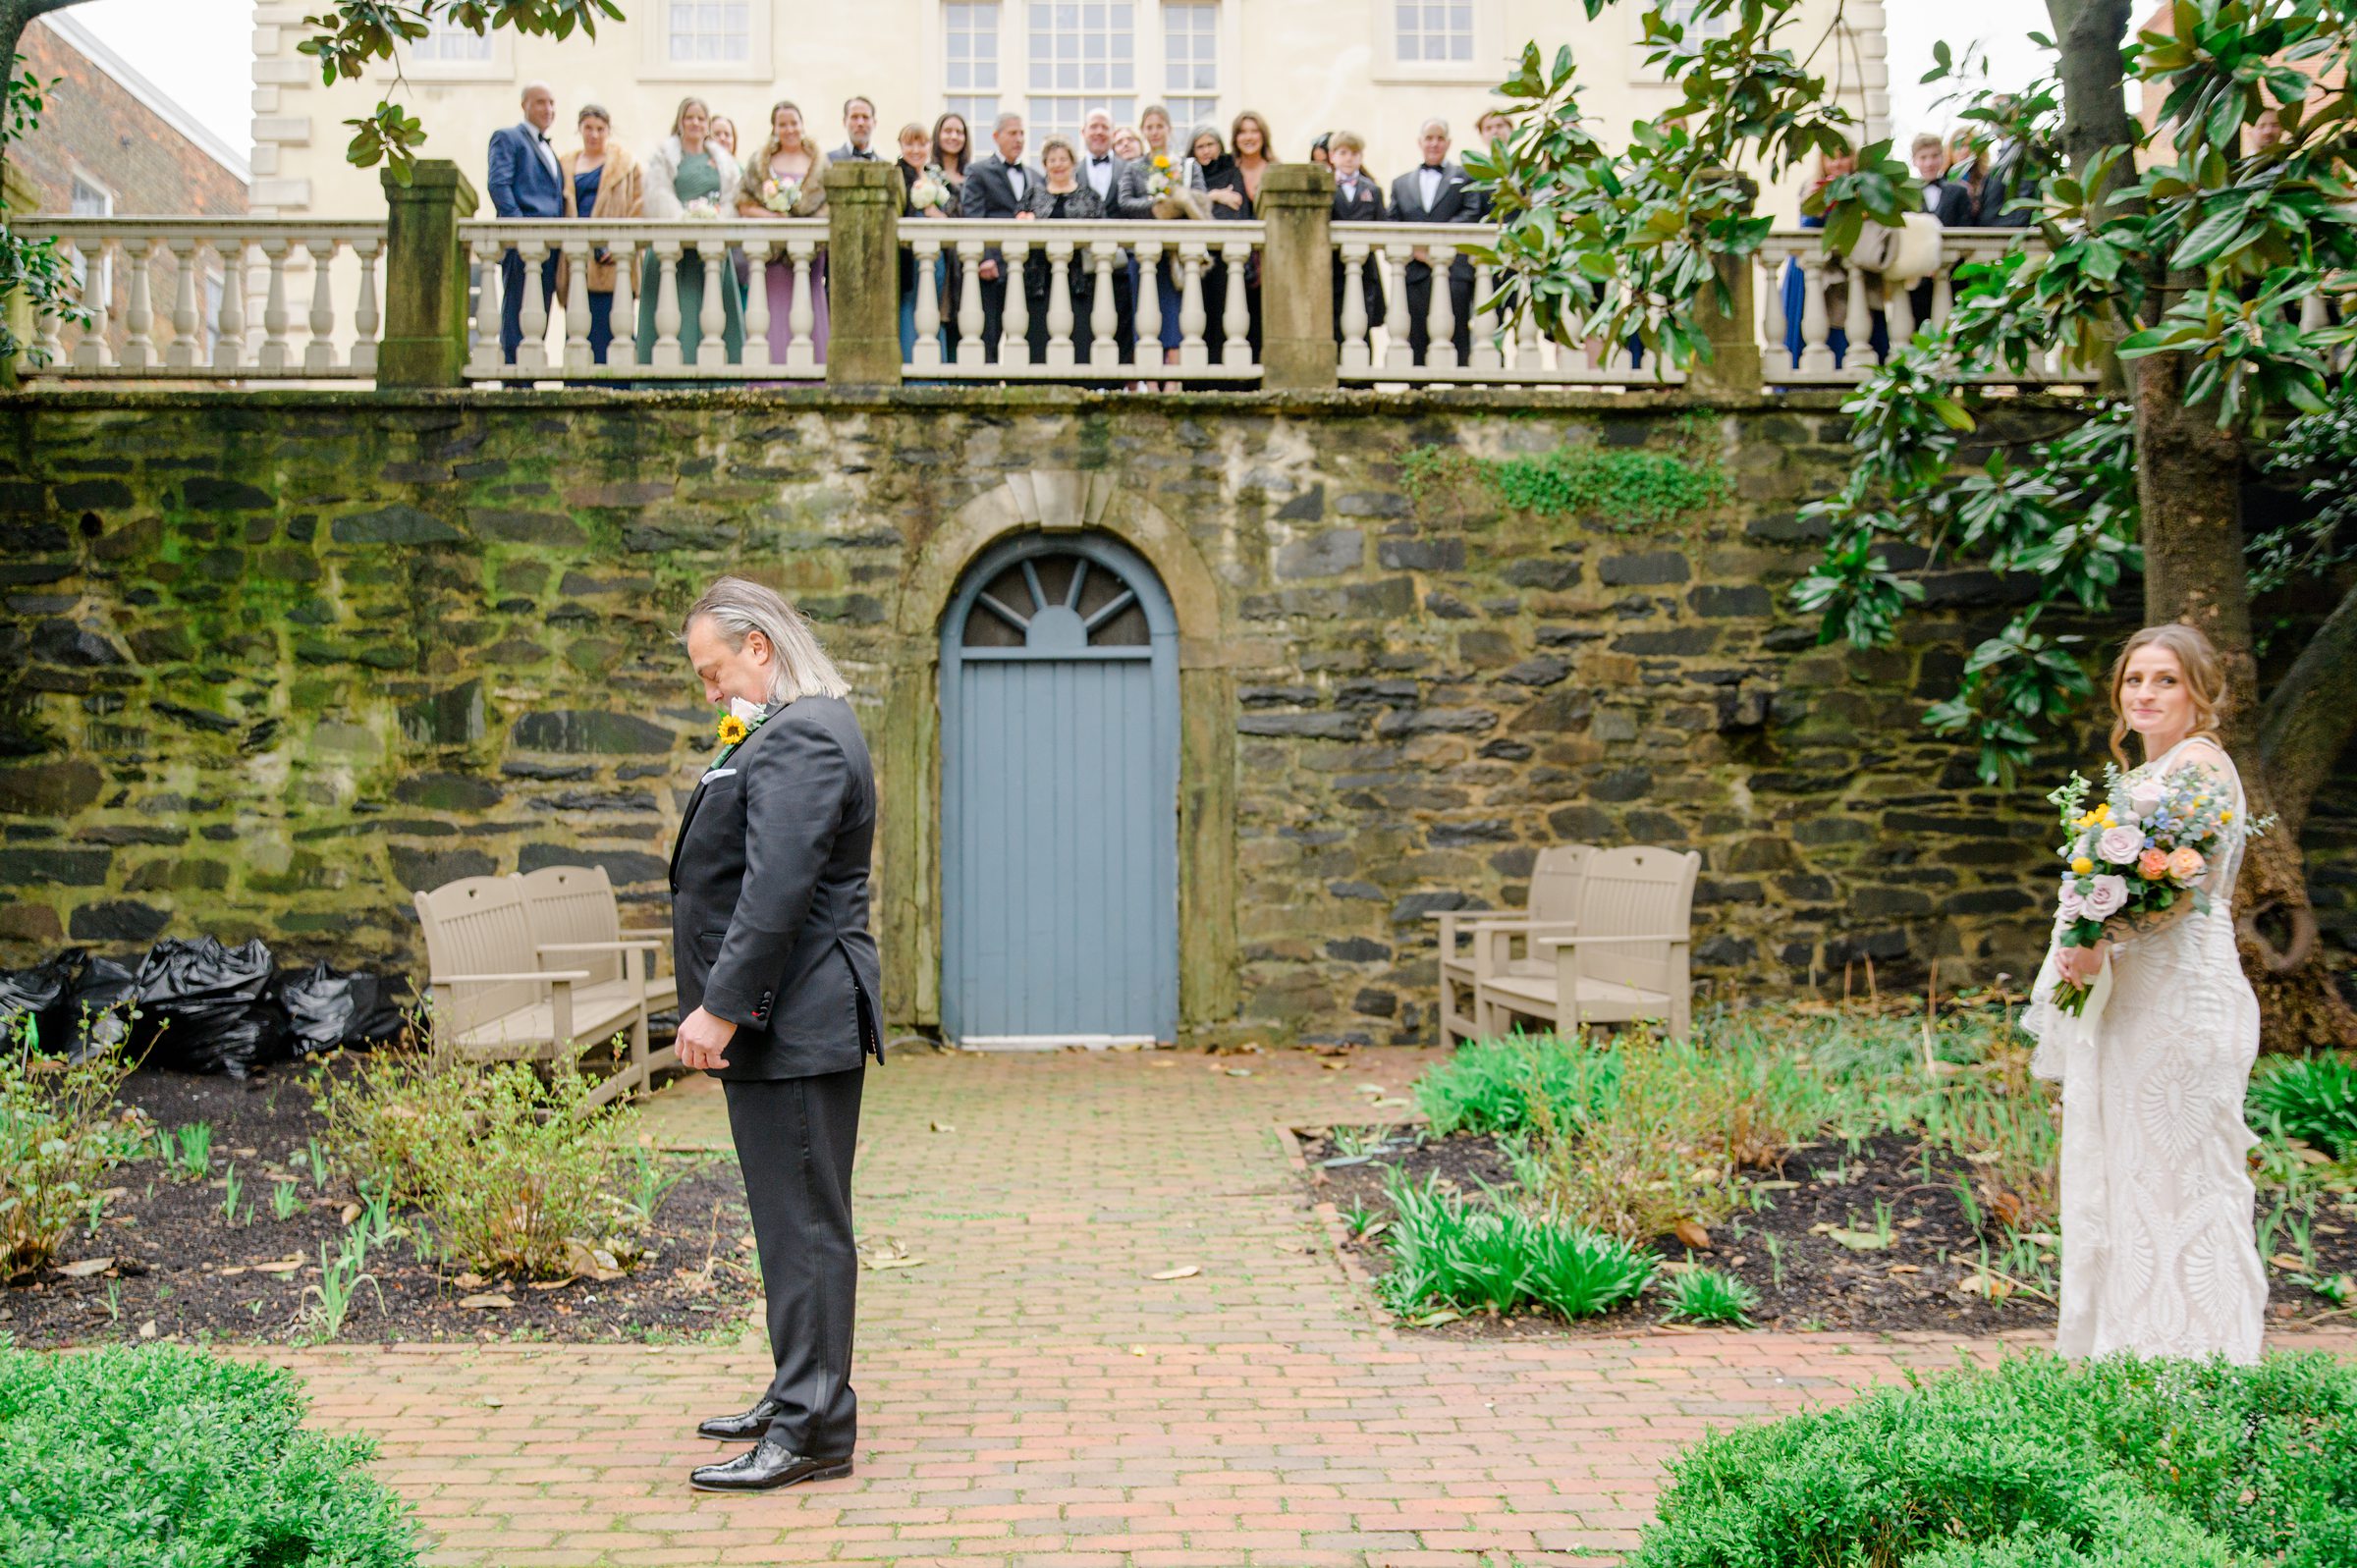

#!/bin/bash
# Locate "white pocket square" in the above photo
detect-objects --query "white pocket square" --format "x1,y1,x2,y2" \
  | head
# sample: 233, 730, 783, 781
700, 767, 738, 784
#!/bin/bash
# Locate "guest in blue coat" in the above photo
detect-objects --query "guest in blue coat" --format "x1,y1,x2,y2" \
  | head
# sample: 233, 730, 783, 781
487, 81, 567, 364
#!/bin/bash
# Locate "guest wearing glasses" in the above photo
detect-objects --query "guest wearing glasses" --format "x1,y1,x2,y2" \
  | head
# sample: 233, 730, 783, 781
557, 103, 643, 366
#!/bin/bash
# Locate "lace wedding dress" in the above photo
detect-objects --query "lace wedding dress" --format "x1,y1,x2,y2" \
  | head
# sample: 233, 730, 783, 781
2025, 736, 2267, 1363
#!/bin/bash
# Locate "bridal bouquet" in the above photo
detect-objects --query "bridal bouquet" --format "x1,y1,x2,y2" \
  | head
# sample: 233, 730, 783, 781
2044, 762, 2244, 1015
756, 176, 802, 215
908, 166, 951, 212
1146, 152, 1208, 220
682, 194, 725, 221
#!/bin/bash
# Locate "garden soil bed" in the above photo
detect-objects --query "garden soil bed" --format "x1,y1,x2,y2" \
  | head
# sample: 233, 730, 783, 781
3, 1060, 760, 1348
1296, 1124, 2357, 1340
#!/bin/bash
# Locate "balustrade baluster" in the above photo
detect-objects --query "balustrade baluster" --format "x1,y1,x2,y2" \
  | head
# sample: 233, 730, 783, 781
1087, 241, 1117, 366
562, 238, 591, 370
1424, 243, 1457, 371
1133, 241, 1162, 362
1003, 238, 1031, 366
1930, 251, 1954, 329
1516, 305, 1543, 377
72, 237, 109, 370
649, 242, 682, 367
1045, 239, 1075, 369
1469, 261, 1502, 372
1886, 278, 1915, 349
1339, 242, 1369, 372
1221, 241, 1250, 365
1178, 244, 1207, 369
167, 238, 200, 370
121, 240, 154, 370
350, 238, 377, 374
1840, 258, 1872, 370
303, 237, 340, 373
466, 237, 503, 379
1760, 252, 1788, 370
1381, 245, 1412, 371
788, 241, 818, 371
258, 240, 292, 371
516, 238, 551, 373
742, 238, 776, 370
1796, 254, 1833, 373
912, 235, 943, 370
697, 244, 724, 365
956, 240, 986, 368
605, 240, 635, 371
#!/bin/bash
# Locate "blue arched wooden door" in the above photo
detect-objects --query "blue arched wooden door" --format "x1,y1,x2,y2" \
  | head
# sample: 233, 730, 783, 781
940, 532, 1180, 1045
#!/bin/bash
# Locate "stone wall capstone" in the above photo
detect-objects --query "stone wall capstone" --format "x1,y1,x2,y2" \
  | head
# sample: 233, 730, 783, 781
2, 389, 2347, 1045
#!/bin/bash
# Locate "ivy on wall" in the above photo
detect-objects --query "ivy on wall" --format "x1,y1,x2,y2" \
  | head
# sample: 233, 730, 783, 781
1399, 419, 1731, 530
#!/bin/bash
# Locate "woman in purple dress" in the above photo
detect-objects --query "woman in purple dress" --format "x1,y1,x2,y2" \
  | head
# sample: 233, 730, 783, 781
735, 100, 832, 366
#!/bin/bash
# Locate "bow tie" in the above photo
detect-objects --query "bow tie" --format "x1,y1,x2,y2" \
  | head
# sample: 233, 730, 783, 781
1091, 155, 1110, 164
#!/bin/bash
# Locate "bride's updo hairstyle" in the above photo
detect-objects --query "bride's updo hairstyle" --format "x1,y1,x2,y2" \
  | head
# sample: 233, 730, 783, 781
2107, 622, 2227, 766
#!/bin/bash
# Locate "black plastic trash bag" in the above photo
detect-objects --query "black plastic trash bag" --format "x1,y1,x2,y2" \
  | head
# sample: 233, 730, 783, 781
62, 955, 137, 1061
275, 961, 409, 1055
133, 936, 287, 1076
0, 952, 78, 1050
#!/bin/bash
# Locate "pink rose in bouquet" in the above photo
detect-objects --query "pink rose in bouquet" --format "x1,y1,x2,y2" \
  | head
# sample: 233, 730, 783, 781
2136, 847, 2170, 881
2167, 845, 2205, 883
2098, 824, 2145, 864
2081, 874, 2129, 920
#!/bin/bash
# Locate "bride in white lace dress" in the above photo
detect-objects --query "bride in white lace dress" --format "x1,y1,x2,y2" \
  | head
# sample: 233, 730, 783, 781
2025, 623, 2268, 1363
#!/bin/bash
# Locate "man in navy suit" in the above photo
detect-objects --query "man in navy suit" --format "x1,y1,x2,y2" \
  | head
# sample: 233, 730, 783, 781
486, 81, 565, 364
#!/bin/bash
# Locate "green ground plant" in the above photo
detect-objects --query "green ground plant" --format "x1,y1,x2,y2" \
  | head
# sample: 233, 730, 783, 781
310, 1041, 633, 1279
0, 1010, 142, 1279
0, 1340, 418, 1567
170, 1121, 214, 1182
2250, 1054, 2357, 1160
1662, 1266, 1759, 1326
1375, 1166, 1653, 1322
1627, 1351, 2357, 1568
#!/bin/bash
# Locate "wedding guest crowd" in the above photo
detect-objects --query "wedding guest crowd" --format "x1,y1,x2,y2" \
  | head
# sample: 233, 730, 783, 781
486, 81, 1535, 372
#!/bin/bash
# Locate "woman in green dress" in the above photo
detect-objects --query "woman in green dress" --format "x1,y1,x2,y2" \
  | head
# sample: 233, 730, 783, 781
637, 95, 745, 365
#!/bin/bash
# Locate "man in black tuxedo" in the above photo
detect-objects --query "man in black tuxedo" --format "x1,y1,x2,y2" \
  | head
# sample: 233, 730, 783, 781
1387, 117, 1479, 366
1077, 108, 1135, 365
671, 576, 884, 1494
1908, 132, 1976, 327
958, 112, 1046, 362
1329, 130, 1387, 343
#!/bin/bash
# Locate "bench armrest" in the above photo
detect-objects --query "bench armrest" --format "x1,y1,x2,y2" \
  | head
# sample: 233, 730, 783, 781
1532, 935, 1686, 949
536, 941, 664, 954
431, 969, 593, 985
617, 927, 670, 941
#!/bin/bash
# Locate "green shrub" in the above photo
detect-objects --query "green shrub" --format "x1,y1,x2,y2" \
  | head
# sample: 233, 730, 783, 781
1662, 1266, 1759, 1326
0, 1011, 143, 1279
0, 1340, 418, 1568
1629, 1352, 2357, 1568
311, 1042, 632, 1279
1414, 1034, 1613, 1137
1376, 1168, 1653, 1321
2250, 1054, 2357, 1159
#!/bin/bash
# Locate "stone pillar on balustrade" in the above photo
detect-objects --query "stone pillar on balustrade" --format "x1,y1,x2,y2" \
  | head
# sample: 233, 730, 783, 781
378, 161, 478, 390
825, 161, 902, 388
1685, 168, 1761, 398
1257, 164, 1337, 392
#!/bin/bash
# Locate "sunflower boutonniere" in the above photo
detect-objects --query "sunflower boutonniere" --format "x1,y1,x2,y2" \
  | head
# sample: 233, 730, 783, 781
710, 699, 768, 766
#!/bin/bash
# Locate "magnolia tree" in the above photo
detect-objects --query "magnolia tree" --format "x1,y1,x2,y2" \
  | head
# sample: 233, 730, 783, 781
1474, 0, 2357, 1047
0, 0, 620, 360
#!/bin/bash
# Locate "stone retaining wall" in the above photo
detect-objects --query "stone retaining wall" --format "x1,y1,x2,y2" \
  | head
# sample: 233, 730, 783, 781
2, 389, 2345, 1044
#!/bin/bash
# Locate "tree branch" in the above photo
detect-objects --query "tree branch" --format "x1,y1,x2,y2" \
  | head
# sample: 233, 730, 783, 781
2258, 578, 2357, 843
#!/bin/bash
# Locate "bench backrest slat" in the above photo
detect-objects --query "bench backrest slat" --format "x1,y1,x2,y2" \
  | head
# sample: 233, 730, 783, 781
413, 874, 539, 1034
518, 864, 624, 986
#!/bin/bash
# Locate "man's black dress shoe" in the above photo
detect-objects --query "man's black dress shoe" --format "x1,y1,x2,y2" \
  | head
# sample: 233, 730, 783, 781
688, 1434, 853, 1492
696, 1397, 787, 1440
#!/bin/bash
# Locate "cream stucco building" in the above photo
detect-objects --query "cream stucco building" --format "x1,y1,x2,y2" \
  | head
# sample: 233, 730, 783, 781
249, 0, 1889, 223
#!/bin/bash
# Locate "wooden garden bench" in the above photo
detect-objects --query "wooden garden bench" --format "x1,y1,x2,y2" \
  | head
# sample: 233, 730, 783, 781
1474, 845, 1701, 1040
517, 864, 678, 1017
411, 872, 669, 1108
1428, 844, 1595, 1045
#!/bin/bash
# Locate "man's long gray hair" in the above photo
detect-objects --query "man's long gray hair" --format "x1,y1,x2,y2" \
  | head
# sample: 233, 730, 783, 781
683, 576, 850, 704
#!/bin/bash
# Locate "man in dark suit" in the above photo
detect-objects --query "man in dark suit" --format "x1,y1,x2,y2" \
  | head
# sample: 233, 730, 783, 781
1387, 117, 1478, 366
959, 113, 1046, 362
671, 576, 884, 1493
1077, 108, 1135, 365
1908, 132, 1976, 327
831, 95, 880, 163
1329, 130, 1387, 344
485, 81, 566, 365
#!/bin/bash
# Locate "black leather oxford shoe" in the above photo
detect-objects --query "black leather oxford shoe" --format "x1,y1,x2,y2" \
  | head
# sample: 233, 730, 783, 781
696, 1397, 788, 1440
688, 1434, 853, 1492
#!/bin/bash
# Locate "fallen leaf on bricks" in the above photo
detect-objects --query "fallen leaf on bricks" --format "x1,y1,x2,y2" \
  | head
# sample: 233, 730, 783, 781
460, 1293, 515, 1310
1149, 1266, 1199, 1280
929, 1120, 955, 1133
1225, 1068, 1252, 1077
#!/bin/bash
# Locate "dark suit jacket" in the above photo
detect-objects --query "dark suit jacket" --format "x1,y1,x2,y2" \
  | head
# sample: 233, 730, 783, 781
488, 124, 566, 219
959, 155, 1042, 219
669, 694, 883, 1079
1922, 177, 1976, 228
1388, 162, 1479, 285
1332, 172, 1386, 222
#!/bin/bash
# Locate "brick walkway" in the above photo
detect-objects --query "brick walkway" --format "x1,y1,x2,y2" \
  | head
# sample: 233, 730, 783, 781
265, 1048, 2357, 1568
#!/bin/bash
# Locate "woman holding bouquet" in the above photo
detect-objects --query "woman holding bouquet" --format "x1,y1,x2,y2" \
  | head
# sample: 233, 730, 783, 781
897, 122, 953, 362
2026, 623, 2267, 1363
738, 100, 832, 364
637, 96, 744, 365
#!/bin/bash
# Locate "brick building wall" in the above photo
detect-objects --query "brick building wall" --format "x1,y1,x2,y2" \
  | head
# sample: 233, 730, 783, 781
7, 16, 246, 364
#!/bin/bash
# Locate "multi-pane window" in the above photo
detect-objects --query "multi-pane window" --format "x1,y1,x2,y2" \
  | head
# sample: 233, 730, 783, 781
946, 1, 1003, 128
1658, 0, 1731, 38
68, 176, 110, 297
667, 0, 751, 64
1395, 0, 1472, 63
1161, 2, 1217, 134
412, 16, 493, 63
1024, 1, 1134, 145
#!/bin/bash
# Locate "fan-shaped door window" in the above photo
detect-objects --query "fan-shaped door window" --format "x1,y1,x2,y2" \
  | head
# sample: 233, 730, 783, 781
939, 534, 1179, 1045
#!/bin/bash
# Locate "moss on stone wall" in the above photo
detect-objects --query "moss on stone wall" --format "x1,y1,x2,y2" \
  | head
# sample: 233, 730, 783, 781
1, 389, 2344, 1045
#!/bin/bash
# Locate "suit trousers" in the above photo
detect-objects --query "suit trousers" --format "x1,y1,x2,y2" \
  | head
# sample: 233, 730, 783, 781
501, 247, 560, 363
723, 1064, 865, 1456
1402, 260, 1474, 367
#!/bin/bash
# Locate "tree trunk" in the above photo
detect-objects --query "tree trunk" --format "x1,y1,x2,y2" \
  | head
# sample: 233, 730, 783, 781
2048, 0, 2141, 392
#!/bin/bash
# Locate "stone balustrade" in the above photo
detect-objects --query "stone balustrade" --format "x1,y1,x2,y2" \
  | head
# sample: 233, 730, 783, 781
10, 164, 2092, 395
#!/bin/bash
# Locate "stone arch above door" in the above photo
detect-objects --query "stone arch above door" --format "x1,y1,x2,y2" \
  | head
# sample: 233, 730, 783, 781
893, 470, 1229, 668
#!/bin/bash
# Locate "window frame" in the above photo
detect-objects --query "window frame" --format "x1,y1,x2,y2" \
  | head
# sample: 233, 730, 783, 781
931, 0, 1234, 149
638, 0, 772, 83
384, 15, 515, 82
67, 172, 112, 300
1366, 0, 1500, 85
